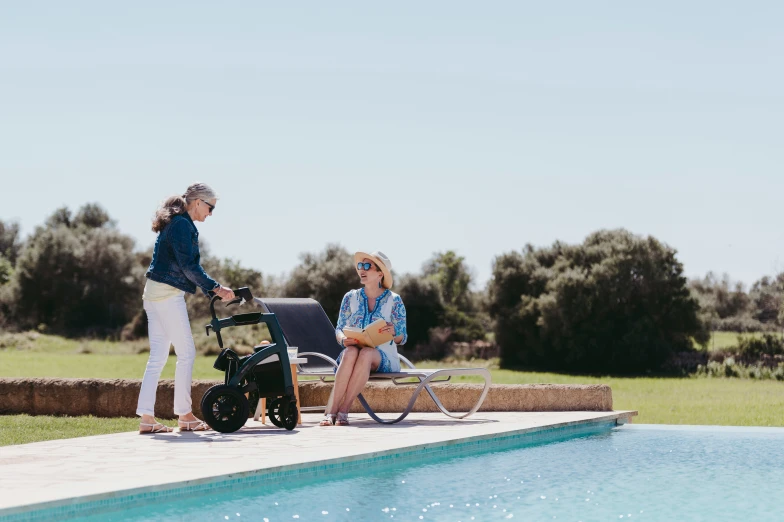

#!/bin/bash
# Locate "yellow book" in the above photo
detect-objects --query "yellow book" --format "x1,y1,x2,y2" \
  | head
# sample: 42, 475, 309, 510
342, 318, 394, 348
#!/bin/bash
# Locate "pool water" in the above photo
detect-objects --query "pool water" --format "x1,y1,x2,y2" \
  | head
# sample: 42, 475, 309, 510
78, 425, 784, 522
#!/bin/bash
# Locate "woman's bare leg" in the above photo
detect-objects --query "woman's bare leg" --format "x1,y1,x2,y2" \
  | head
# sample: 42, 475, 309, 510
338, 348, 381, 413
326, 347, 360, 415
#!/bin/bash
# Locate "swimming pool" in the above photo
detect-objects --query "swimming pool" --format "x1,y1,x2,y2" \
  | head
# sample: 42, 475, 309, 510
71, 424, 783, 522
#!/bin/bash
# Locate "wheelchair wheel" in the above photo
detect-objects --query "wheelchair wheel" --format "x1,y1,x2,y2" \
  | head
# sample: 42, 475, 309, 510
282, 400, 298, 431
267, 398, 284, 428
201, 385, 249, 433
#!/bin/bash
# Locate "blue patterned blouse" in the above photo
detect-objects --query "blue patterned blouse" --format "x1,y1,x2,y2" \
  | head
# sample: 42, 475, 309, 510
335, 288, 408, 345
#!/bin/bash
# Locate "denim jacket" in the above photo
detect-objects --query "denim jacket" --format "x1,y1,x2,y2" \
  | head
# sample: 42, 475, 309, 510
145, 213, 218, 295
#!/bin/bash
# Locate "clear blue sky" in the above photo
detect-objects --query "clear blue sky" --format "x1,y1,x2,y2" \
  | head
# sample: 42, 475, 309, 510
2, 2, 783, 289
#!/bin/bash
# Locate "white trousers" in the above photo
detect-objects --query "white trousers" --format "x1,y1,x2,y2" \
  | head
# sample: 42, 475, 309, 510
136, 295, 196, 417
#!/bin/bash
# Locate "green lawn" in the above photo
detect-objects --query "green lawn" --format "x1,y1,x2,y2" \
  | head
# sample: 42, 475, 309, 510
2, 334, 784, 446
0, 415, 177, 447
0, 351, 221, 380
0, 333, 149, 354
414, 361, 784, 427
698, 331, 784, 351
3, 352, 784, 428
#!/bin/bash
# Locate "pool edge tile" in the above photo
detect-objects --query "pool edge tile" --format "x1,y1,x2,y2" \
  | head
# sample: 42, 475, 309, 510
0, 411, 634, 522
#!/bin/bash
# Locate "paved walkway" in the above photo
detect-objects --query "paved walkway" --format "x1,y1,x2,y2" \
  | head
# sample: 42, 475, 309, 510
0, 411, 635, 517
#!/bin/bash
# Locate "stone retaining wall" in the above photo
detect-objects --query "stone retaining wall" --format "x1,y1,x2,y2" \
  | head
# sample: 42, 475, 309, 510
0, 378, 613, 419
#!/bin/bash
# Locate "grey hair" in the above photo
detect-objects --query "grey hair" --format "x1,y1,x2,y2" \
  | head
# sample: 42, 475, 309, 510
182, 182, 218, 205
151, 182, 219, 233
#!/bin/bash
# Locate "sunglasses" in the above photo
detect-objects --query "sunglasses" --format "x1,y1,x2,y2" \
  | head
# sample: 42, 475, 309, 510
357, 262, 376, 271
200, 199, 215, 213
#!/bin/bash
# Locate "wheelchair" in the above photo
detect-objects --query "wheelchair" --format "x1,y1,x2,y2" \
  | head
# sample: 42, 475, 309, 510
200, 287, 298, 433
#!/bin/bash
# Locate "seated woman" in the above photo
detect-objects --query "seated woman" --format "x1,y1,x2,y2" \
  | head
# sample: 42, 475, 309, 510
321, 250, 407, 426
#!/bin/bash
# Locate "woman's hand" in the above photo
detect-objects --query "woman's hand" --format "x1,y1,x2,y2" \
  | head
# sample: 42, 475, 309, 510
215, 285, 235, 301
342, 337, 359, 347
378, 322, 396, 335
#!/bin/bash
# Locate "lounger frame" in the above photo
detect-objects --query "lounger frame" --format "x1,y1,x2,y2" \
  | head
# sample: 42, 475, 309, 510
297, 352, 491, 424
254, 297, 492, 424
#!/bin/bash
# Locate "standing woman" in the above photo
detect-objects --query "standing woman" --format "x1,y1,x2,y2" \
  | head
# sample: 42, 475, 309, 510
137, 182, 235, 434
321, 251, 407, 426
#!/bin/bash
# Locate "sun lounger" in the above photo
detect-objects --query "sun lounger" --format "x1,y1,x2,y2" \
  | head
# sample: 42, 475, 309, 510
256, 297, 491, 424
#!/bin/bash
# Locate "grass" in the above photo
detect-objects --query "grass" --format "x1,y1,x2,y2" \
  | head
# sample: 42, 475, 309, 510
416, 361, 784, 427
0, 415, 177, 446
1, 332, 783, 446
0, 351, 221, 380
697, 331, 784, 351
0, 332, 149, 355
0, 327, 269, 356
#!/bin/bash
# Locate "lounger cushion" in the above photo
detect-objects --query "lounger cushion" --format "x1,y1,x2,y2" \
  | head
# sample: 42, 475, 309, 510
258, 298, 343, 373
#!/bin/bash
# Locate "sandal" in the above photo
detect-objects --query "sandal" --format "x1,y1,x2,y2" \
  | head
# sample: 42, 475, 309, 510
335, 412, 350, 426
319, 414, 336, 426
178, 419, 210, 432
139, 422, 174, 434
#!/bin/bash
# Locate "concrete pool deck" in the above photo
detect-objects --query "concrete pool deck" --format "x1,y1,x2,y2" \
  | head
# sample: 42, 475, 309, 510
0, 410, 636, 520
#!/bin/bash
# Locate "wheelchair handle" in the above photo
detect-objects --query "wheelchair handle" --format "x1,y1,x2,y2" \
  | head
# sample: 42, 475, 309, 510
206, 286, 256, 326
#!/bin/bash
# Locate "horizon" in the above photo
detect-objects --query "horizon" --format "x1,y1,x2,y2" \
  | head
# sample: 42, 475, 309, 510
3, 202, 777, 291
3, 2, 783, 289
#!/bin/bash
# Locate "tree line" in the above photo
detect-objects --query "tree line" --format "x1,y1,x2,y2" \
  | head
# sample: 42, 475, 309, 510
1, 204, 781, 373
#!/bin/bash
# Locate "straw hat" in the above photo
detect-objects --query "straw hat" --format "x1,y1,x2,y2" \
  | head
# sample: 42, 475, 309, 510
354, 250, 393, 289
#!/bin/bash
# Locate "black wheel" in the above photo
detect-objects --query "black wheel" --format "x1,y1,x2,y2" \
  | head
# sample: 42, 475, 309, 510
282, 400, 298, 431
200, 385, 249, 433
267, 397, 284, 428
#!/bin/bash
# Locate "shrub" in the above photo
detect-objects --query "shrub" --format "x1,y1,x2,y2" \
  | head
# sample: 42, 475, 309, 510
120, 310, 148, 341
488, 229, 707, 373
10, 205, 142, 335
448, 340, 499, 361
713, 315, 773, 333
734, 334, 784, 359
689, 273, 751, 321
749, 274, 784, 326
396, 274, 445, 350
420, 251, 488, 343
695, 360, 784, 381
283, 244, 357, 324
0, 220, 22, 265
400, 326, 499, 362
0, 331, 41, 350
689, 272, 784, 332
403, 326, 453, 361
185, 253, 267, 322
0, 255, 12, 286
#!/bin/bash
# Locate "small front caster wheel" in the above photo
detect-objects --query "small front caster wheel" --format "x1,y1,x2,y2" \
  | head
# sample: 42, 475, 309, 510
282, 400, 298, 431
267, 397, 284, 428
